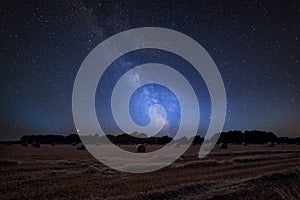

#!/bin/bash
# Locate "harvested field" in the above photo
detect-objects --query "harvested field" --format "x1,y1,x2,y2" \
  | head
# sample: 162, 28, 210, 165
0, 144, 300, 199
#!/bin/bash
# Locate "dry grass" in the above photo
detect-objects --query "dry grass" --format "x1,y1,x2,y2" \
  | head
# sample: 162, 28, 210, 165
0, 144, 300, 199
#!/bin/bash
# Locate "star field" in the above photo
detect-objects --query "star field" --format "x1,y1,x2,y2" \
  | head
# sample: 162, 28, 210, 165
0, 0, 299, 140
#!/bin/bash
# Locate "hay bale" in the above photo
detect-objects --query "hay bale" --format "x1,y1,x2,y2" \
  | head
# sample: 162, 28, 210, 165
202, 143, 213, 151
242, 142, 248, 146
267, 142, 275, 147
32, 142, 40, 148
174, 142, 181, 148
21, 142, 27, 147
218, 143, 228, 149
136, 144, 146, 153
76, 143, 85, 150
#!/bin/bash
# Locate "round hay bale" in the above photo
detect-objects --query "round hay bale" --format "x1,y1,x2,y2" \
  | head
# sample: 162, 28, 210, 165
136, 144, 146, 153
174, 142, 181, 148
218, 143, 228, 149
267, 142, 275, 147
32, 142, 40, 148
21, 142, 27, 147
202, 143, 213, 151
76, 143, 85, 150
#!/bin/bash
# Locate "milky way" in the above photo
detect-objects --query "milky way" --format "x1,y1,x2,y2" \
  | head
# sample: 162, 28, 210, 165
1, 0, 299, 139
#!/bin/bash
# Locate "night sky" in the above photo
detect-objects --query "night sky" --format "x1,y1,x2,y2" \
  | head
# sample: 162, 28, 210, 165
1, 0, 299, 140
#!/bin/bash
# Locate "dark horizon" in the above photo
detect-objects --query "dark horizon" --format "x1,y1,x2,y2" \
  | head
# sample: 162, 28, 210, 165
2, 130, 300, 144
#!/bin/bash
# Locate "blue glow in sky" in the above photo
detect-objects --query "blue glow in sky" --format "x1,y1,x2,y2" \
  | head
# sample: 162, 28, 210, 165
1, 1, 299, 140
129, 83, 181, 137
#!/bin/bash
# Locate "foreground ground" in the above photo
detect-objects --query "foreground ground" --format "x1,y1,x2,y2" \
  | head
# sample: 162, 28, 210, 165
1, 144, 300, 199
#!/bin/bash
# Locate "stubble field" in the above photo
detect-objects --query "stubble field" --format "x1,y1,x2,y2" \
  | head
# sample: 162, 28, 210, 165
1, 144, 300, 199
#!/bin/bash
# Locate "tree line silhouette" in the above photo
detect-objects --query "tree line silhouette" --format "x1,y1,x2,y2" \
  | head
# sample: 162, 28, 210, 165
0, 130, 299, 145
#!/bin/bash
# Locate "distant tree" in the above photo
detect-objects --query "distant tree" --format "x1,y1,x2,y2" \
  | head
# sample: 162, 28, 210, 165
15, 131, 300, 146
217, 130, 278, 144
192, 135, 204, 145
21, 134, 81, 144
